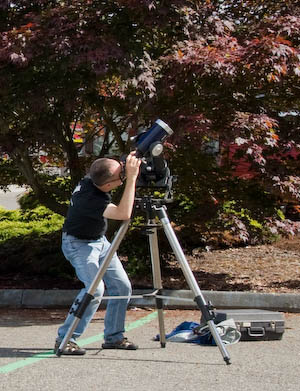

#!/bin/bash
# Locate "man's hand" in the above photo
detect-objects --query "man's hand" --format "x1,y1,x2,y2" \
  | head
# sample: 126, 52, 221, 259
125, 151, 141, 182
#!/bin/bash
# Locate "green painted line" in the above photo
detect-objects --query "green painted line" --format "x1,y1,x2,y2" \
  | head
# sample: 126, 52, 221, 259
0, 353, 54, 374
125, 310, 158, 331
0, 311, 158, 374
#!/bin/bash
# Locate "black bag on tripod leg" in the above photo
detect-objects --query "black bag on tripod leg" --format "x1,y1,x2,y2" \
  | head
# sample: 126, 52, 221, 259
202, 309, 285, 341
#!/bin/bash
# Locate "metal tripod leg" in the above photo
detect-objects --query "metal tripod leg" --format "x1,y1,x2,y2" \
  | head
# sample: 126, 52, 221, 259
147, 222, 166, 348
56, 220, 130, 357
155, 206, 231, 365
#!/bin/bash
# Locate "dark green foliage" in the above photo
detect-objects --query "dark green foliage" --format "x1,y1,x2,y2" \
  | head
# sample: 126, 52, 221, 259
0, 231, 74, 278
0, 206, 74, 278
0, 158, 25, 189
18, 191, 40, 210
118, 216, 152, 277
18, 175, 72, 215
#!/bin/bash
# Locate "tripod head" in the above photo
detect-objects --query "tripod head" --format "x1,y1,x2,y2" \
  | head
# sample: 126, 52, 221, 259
134, 195, 168, 217
133, 196, 169, 235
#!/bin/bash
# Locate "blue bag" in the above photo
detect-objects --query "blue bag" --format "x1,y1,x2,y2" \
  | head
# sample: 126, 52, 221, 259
155, 319, 241, 346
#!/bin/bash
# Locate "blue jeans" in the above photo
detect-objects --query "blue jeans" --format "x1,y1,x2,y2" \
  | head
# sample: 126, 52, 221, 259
57, 233, 132, 343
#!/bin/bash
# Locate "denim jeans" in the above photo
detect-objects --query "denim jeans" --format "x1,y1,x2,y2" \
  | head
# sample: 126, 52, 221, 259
57, 233, 132, 343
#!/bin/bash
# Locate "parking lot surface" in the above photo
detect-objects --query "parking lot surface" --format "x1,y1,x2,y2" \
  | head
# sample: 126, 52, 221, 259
0, 308, 299, 391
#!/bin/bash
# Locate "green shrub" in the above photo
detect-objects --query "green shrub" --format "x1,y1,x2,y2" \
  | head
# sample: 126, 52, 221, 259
0, 206, 73, 278
0, 206, 64, 242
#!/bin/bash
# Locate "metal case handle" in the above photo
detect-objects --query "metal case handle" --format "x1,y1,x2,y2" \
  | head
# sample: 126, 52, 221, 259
247, 327, 265, 337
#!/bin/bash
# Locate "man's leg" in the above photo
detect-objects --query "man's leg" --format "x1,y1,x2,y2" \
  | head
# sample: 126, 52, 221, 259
100, 237, 138, 349
55, 235, 105, 354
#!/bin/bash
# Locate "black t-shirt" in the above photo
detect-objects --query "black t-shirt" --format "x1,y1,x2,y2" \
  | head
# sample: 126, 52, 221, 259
63, 176, 111, 239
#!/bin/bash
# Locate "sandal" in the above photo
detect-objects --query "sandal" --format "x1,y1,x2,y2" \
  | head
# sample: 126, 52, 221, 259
54, 340, 86, 355
102, 337, 138, 350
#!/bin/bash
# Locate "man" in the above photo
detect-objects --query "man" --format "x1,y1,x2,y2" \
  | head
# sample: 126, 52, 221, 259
54, 152, 141, 355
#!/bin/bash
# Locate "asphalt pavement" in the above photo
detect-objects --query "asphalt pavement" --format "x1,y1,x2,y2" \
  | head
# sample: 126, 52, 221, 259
0, 185, 26, 210
0, 308, 299, 391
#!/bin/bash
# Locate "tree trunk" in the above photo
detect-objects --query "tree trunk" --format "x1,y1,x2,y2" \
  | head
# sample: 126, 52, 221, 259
11, 146, 68, 216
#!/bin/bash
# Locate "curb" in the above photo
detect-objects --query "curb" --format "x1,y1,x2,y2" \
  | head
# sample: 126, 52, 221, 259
1, 289, 300, 312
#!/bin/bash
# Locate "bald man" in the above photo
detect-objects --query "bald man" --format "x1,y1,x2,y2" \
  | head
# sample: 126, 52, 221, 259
54, 152, 141, 355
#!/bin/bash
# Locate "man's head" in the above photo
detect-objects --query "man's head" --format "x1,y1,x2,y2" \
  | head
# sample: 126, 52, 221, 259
89, 158, 125, 191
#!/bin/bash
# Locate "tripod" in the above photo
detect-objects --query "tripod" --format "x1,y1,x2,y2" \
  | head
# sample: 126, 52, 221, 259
56, 197, 231, 365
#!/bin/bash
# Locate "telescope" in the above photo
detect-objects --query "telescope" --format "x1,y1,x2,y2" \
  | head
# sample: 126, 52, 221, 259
133, 119, 173, 158
130, 119, 174, 192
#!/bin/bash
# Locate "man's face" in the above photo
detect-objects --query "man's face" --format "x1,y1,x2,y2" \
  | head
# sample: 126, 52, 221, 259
103, 160, 126, 190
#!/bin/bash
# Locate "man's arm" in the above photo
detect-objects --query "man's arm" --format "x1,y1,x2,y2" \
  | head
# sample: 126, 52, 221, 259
103, 153, 141, 220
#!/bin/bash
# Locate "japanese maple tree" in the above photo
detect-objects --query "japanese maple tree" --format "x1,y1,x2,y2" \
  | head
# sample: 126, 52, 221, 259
0, 0, 299, 242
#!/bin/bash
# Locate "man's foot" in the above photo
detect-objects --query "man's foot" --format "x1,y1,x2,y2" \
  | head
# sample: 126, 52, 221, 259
54, 340, 86, 356
102, 337, 138, 350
